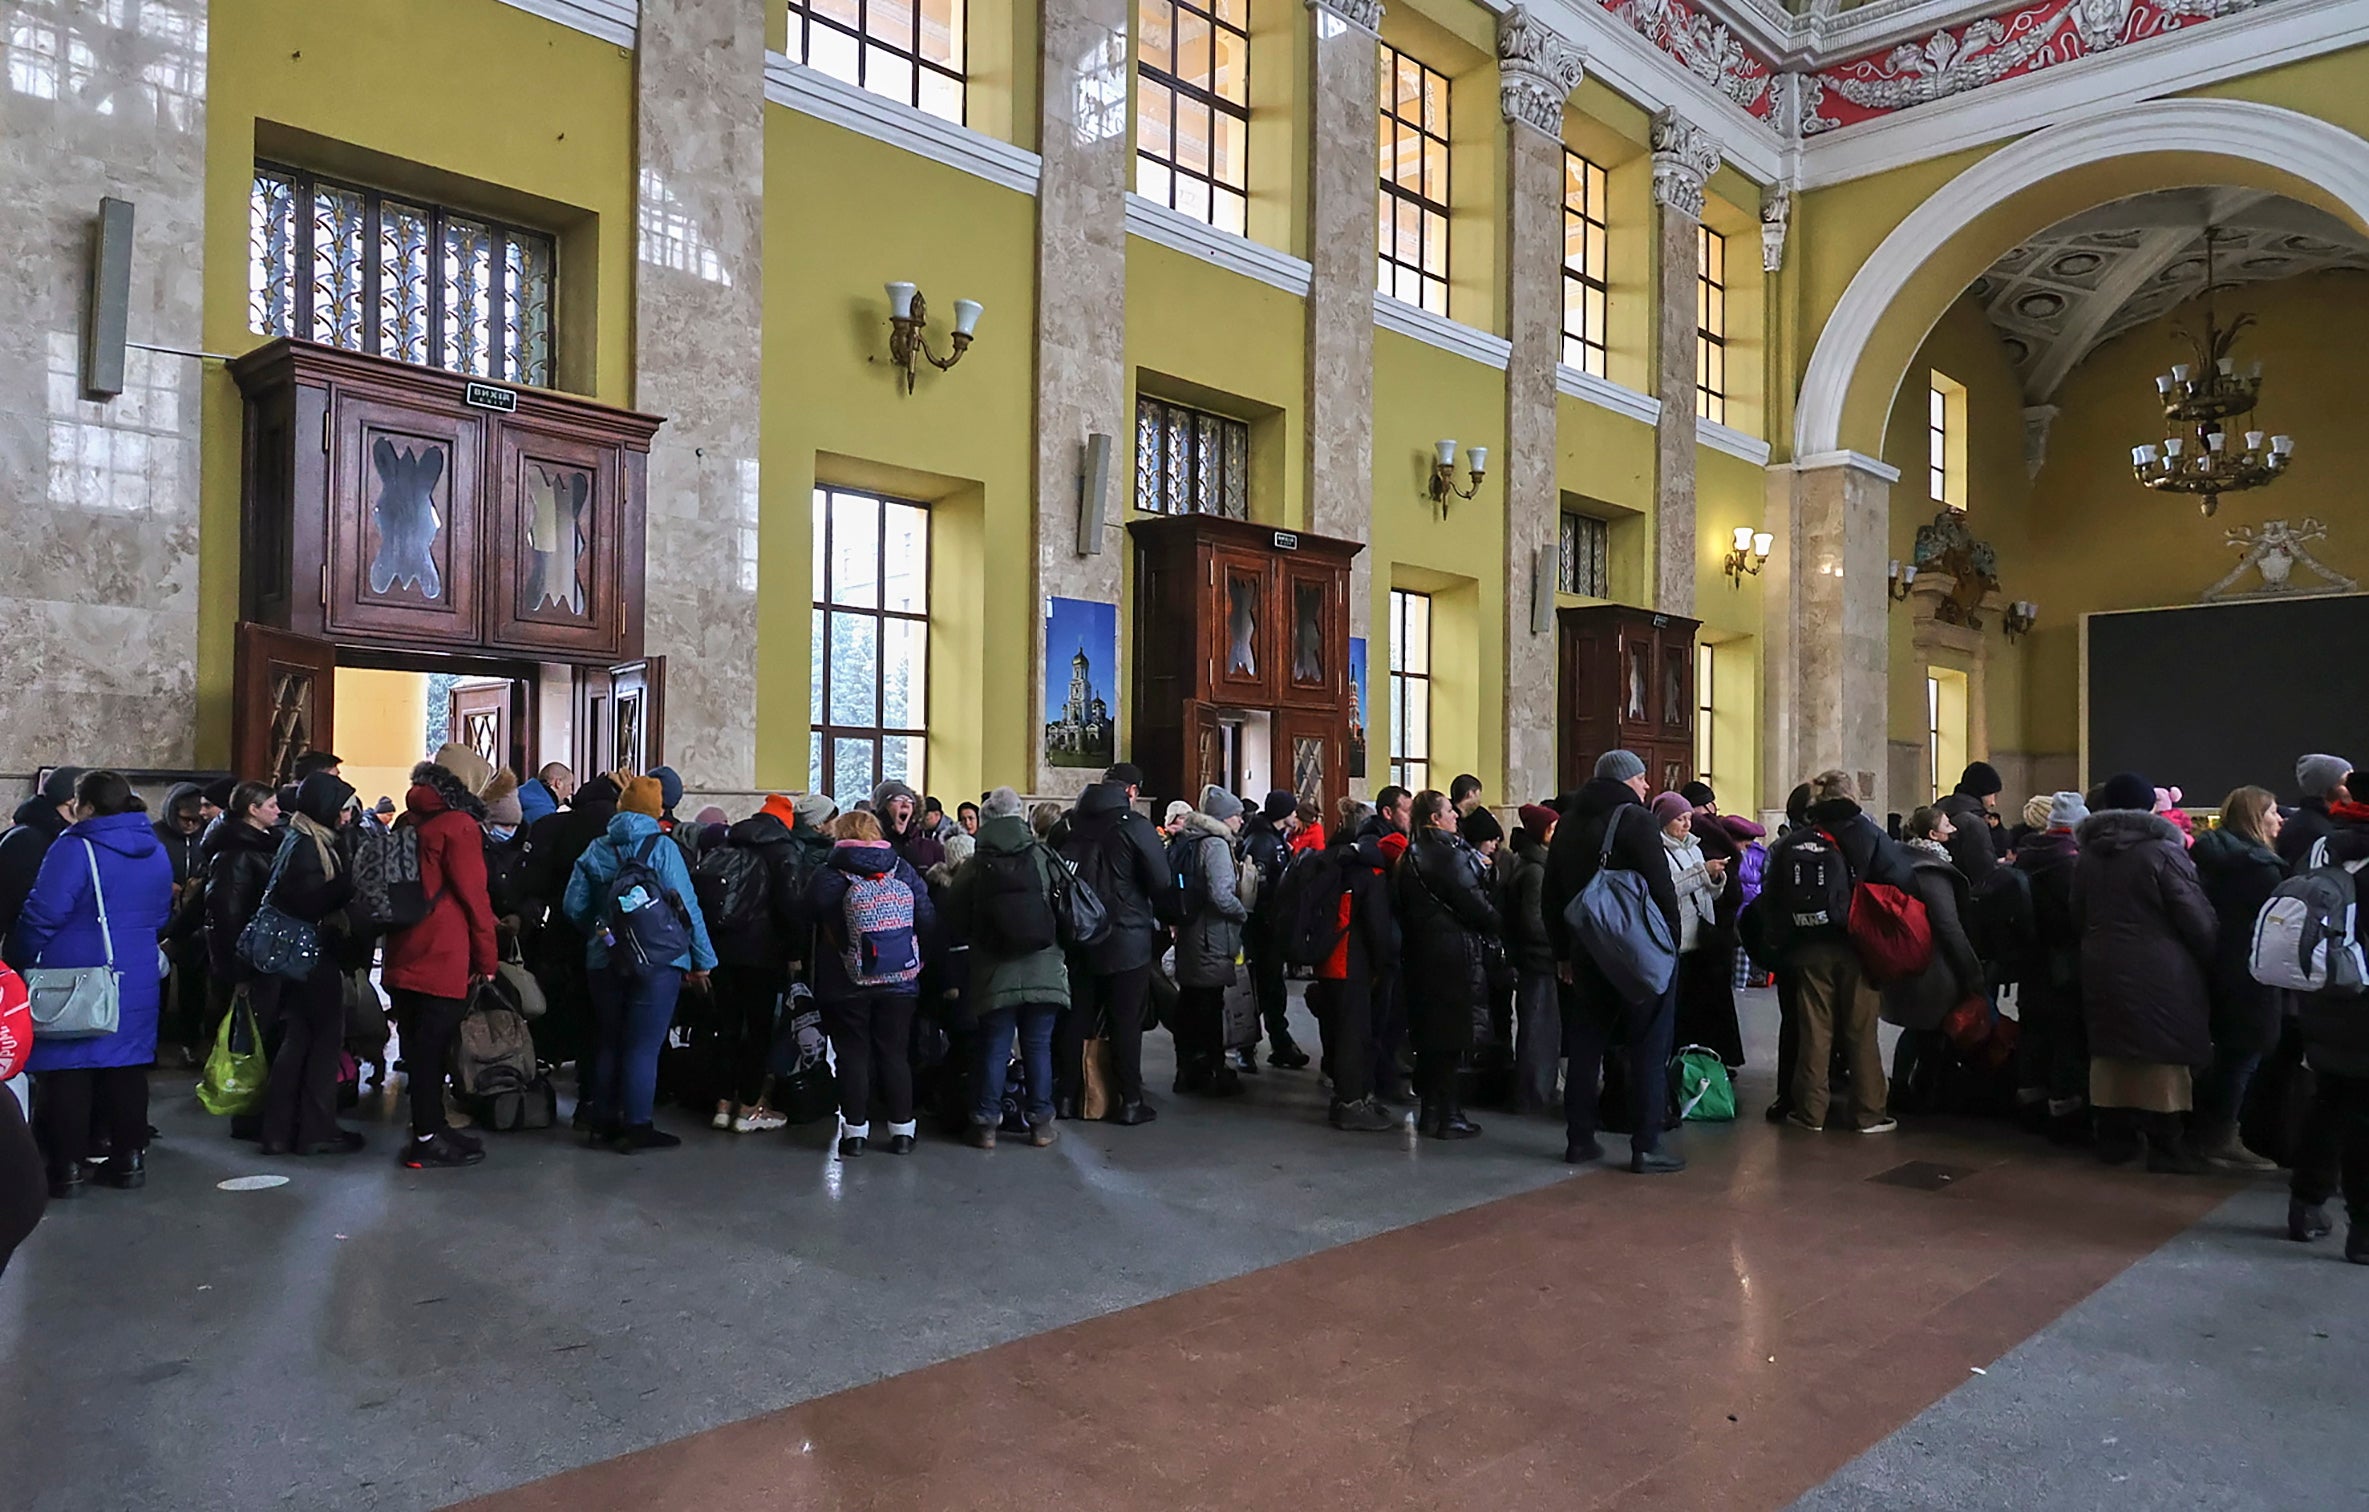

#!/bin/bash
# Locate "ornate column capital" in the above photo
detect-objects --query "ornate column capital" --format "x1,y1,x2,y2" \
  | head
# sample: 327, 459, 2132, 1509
1305, 0, 1384, 40
1496, 5, 1586, 139
1649, 108, 1719, 220
1759, 184, 1790, 272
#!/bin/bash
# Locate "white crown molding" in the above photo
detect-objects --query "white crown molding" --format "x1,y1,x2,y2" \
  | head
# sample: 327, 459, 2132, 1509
763, 54, 1042, 196
1124, 195, 1312, 296
1792, 449, 1903, 481
494, 0, 637, 46
1512, 0, 1786, 184
1798, 0, 2369, 188
1557, 364, 1663, 425
1371, 293, 1514, 369
1698, 416, 1773, 464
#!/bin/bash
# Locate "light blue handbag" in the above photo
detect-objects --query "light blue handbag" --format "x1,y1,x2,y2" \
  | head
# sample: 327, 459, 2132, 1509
22, 841, 123, 1041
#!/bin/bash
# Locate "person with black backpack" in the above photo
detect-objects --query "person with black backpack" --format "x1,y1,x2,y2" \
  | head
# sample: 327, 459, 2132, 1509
1056, 763, 1177, 1125
379, 761, 498, 1169
695, 795, 808, 1134
943, 788, 1070, 1149
2286, 783, 2369, 1260
1297, 801, 1401, 1132
561, 775, 716, 1153
1237, 790, 1310, 1073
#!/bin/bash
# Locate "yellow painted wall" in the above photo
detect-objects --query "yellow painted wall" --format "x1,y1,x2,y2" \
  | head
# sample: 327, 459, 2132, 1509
2015, 268, 2369, 759
333, 667, 430, 813
196, 0, 637, 763
760, 109, 1039, 801
1693, 445, 1766, 807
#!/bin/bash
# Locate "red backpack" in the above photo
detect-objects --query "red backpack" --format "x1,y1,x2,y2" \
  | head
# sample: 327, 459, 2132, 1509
0, 962, 29, 1082
1824, 830, 1934, 985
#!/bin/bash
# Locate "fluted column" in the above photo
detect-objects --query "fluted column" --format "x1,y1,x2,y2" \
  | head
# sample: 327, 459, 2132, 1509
634, 0, 767, 791
1497, 7, 1584, 804
1030, 0, 1131, 796
1649, 108, 1717, 618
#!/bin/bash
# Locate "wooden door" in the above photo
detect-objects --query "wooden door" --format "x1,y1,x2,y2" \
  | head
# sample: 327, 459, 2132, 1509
1181, 700, 1225, 811
1275, 706, 1340, 812
326, 393, 483, 644
485, 423, 624, 657
575, 657, 667, 778
1204, 547, 1276, 704
232, 623, 337, 787
447, 680, 512, 777
1279, 558, 1344, 702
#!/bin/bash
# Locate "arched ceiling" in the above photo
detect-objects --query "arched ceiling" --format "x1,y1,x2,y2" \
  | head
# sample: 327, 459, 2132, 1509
1967, 188, 2369, 404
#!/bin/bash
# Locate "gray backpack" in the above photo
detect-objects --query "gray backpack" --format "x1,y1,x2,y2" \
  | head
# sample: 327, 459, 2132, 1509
2251, 858, 2368, 996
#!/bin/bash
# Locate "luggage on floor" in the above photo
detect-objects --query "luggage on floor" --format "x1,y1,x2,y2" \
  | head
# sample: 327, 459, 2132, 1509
1219, 979, 1260, 1050
766, 983, 839, 1125
1670, 1045, 1735, 1122
1081, 1034, 1116, 1120
451, 987, 547, 1130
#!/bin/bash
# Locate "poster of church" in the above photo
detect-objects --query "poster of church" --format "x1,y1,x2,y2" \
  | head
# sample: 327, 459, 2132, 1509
1044, 597, 1118, 770
1347, 637, 1367, 778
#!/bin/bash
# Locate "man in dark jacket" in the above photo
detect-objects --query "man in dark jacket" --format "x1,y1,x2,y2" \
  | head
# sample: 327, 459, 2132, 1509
2282, 753, 2351, 868
1504, 805, 1558, 1114
698, 796, 810, 1130
520, 773, 620, 1086
0, 766, 82, 960
1935, 761, 2003, 884
1545, 750, 1688, 1173
1764, 768, 1911, 1136
1057, 764, 1177, 1124
2291, 796, 2369, 1258
150, 782, 212, 1062
2015, 791, 2089, 1139
1238, 789, 1308, 1071
1306, 806, 1402, 1132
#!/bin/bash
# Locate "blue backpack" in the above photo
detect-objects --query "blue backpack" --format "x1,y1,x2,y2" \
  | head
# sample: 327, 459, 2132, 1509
602, 835, 692, 975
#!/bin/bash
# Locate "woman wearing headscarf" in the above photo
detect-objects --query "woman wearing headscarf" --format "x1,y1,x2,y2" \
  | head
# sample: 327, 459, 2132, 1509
252, 770, 365, 1156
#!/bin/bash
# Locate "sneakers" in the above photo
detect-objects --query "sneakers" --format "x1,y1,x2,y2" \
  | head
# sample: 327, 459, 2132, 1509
1857, 1117, 1900, 1135
1329, 1097, 1399, 1133
732, 1106, 789, 1134
401, 1133, 485, 1169
2290, 1198, 2333, 1243
711, 1101, 734, 1131
1784, 1113, 1823, 1133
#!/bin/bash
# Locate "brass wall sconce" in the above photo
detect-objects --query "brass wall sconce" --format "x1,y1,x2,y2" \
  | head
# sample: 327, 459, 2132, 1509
885, 281, 981, 395
2002, 600, 2038, 642
1886, 558, 1919, 605
1723, 525, 1772, 587
1428, 439, 1487, 511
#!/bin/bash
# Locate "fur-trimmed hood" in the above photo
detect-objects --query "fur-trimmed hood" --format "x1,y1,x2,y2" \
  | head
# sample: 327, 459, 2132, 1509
2074, 808, 2180, 857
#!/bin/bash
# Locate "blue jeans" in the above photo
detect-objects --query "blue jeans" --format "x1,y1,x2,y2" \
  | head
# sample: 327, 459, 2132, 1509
588, 964, 684, 1128
973, 1003, 1059, 1127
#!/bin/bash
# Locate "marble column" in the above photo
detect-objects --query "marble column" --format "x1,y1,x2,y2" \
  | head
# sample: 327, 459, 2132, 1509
634, 0, 767, 793
1648, 109, 1717, 619
1305, 0, 1383, 800
1496, 7, 1584, 805
1031, 0, 1131, 797
1762, 454, 1894, 813
0, 0, 209, 776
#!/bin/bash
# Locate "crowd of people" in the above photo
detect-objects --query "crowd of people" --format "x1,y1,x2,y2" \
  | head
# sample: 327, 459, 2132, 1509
3, 741, 2368, 1273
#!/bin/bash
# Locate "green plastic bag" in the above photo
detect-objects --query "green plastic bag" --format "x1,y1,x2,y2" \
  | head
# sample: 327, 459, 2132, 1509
1671, 1044, 1735, 1122
197, 989, 269, 1117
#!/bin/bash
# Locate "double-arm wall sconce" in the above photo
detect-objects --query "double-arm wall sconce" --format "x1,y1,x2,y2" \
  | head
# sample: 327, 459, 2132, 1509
2002, 600, 2039, 642
1428, 439, 1487, 510
1723, 525, 1772, 587
1885, 558, 1919, 604
886, 281, 981, 395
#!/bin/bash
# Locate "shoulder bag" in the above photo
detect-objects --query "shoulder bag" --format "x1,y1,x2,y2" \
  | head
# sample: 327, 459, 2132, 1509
1561, 806, 1680, 1002
22, 840, 124, 1040
236, 831, 322, 982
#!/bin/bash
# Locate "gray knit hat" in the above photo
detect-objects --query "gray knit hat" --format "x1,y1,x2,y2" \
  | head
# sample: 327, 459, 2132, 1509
1593, 749, 1646, 783
1199, 785, 1245, 821
791, 791, 839, 829
982, 785, 1023, 819
2297, 754, 2352, 800
2046, 790, 2089, 830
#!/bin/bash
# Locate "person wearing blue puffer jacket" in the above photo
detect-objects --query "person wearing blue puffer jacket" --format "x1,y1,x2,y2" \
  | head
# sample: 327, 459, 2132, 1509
563, 775, 716, 1154
11, 770, 174, 1198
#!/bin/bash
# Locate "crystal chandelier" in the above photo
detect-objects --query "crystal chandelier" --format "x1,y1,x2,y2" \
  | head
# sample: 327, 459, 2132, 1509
2129, 227, 2293, 517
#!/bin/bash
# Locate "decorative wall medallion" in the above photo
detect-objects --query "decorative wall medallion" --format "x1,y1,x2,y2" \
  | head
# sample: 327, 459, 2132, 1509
2201, 518, 2361, 601
1304, 0, 1384, 39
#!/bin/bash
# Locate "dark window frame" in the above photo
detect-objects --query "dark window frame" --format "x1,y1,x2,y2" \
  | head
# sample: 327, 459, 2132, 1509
785, 0, 968, 123
1697, 223, 1728, 425
1134, 394, 1251, 518
1562, 150, 1609, 377
1388, 587, 1431, 794
1135, 0, 1251, 234
810, 486, 932, 809
1376, 44, 1451, 318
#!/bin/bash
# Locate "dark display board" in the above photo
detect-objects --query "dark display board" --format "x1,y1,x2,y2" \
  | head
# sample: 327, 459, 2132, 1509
2086, 595, 2369, 803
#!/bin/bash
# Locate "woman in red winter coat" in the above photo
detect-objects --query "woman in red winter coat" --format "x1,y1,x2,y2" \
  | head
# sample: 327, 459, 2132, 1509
380, 761, 499, 1169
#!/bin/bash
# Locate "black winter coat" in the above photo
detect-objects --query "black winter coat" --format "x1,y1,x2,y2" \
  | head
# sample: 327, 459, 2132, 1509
1935, 791, 2000, 885
0, 797, 68, 958
521, 796, 618, 913
2278, 797, 2336, 870
707, 813, 807, 969
1395, 828, 1501, 1052
1500, 831, 1554, 975
2189, 826, 2288, 1057
203, 819, 282, 979
1544, 779, 1683, 963
1241, 813, 1291, 944
2301, 816, 2369, 1076
1880, 850, 1981, 1031
1060, 782, 1177, 974
2073, 810, 2216, 1066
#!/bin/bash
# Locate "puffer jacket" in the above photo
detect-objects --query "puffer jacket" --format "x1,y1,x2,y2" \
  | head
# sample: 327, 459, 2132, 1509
1172, 813, 1249, 989
0, 796, 70, 958
705, 812, 806, 968
1396, 827, 1501, 1052
1880, 846, 1983, 1031
562, 810, 719, 974
799, 838, 934, 1001
380, 781, 498, 1000
2189, 824, 2288, 1057
13, 811, 174, 1072
202, 817, 282, 980
2073, 809, 2216, 1067
1544, 778, 1682, 965
1500, 830, 1553, 975
2301, 812, 2369, 1075
945, 814, 1071, 1019
1059, 782, 1176, 974
1318, 832, 1401, 986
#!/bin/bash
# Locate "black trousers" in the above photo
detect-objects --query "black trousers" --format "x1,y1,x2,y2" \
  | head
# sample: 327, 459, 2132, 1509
2293, 1069, 2369, 1214
821, 992, 917, 1129
260, 964, 345, 1149
1564, 978, 1678, 1154
0, 1086, 44, 1276
388, 989, 467, 1137
32, 1065, 148, 1171
1369, 969, 1406, 1095
1313, 975, 1375, 1103
1174, 983, 1225, 1062
1061, 963, 1151, 1107
1245, 918, 1291, 1044
710, 965, 785, 1107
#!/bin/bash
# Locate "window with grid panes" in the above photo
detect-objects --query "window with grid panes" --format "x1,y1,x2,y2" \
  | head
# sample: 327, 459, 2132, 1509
1376, 46, 1450, 317
1929, 372, 1968, 510
1558, 510, 1608, 596
1388, 588, 1431, 793
1136, 0, 1249, 234
1562, 151, 1608, 377
248, 162, 556, 386
785, 0, 966, 124
1695, 643, 1714, 783
811, 487, 931, 812
1696, 225, 1727, 424
1134, 396, 1250, 517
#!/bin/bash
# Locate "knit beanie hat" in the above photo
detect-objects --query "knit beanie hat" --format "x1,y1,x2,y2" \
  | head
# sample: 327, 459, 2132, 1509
432, 742, 495, 797
619, 775, 665, 817
983, 785, 1024, 820
762, 793, 798, 827
2297, 754, 2352, 800
1517, 803, 1559, 841
1649, 791, 1693, 826
2021, 793, 2053, 831
480, 768, 523, 827
1593, 749, 1646, 784
1262, 789, 1296, 823
1460, 807, 1503, 845
2094, 771, 2155, 813
649, 765, 684, 814
1199, 785, 1245, 822
40, 766, 85, 805
2047, 790, 2089, 829
792, 791, 838, 829
1164, 799, 1193, 827
200, 776, 238, 811
1957, 761, 2004, 798
1680, 781, 1716, 809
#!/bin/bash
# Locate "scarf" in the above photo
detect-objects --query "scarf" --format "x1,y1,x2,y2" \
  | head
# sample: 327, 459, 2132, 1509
288, 811, 342, 880
1906, 836, 1951, 861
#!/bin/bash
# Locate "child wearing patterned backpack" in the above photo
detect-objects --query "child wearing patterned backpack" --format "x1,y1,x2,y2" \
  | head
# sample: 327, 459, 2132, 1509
801, 810, 937, 1159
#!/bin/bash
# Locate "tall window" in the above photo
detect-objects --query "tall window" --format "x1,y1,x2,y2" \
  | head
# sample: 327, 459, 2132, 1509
1926, 674, 1942, 802
1694, 643, 1715, 783
248, 162, 556, 386
1696, 225, 1727, 424
785, 0, 966, 124
1562, 151, 1608, 377
811, 487, 930, 811
1558, 509, 1608, 596
1929, 371, 1969, 510
1377, 45, 1450, 317
1135, 396, 1249, 517
1387, 588, 1431, 792
1136, 0, 1249, 233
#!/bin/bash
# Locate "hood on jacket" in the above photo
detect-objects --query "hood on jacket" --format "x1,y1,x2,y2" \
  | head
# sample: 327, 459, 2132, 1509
9, 795, 67, 834
1718, 813, 1768, 843
1510, 829, 1549, 864
408, 761, 487, 821
160, 782, 204, 822
726, 812, 793, 849
1073, 782, 1130, 821
1805, 796, 1868, 829
2191, 824, 2279, 875
975, 813, 1036, 853
602, 810, 664, 848
517, 778, 560, 824
2016, 828, 2079, 869
829, 839, 900, 875
403, 781, 451, 821
293, 771, 355, 828
1179, 811, 1234, 841
67, 809, 163, 859
2074, 808, 2183, 857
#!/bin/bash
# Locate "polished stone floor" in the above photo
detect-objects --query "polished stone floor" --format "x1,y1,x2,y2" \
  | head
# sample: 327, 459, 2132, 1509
0, 988, 2352, 1511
